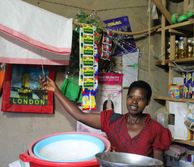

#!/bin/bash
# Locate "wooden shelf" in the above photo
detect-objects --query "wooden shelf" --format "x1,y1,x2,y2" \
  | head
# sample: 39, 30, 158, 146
174, 57, 194, 63
158, 19, 194, 32
174, 139, 194, 147
156, 57, 194, 66
155, 59, 169, 66
154, 95, 194, 103
155, 1, 194, 148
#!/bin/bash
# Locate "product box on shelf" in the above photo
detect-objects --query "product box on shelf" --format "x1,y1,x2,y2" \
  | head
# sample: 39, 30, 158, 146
166, 101, 193, 140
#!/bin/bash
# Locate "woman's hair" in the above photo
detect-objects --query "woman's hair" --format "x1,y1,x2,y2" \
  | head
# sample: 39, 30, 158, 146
127, 80, 152, 100
103, 99, 114, 110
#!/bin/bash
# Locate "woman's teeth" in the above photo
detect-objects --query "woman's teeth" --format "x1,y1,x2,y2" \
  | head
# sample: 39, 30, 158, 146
130, 105, 137, 110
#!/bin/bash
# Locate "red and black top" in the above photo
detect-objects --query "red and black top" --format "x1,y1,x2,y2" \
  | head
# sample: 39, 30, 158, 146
100, 109, 172, 157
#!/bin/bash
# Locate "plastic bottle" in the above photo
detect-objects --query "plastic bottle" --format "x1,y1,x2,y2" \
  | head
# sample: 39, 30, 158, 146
192, 40, 194, 57
175, 40, 179, 59
166, 41, 171, 59
187, 39, 192, 58
178, 37, 185, 59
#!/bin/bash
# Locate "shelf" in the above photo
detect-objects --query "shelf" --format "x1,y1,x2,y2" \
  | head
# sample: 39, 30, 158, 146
154, 95, 194, 103
155, 1, 194, 148
158, 19, 194, 33
174, 57, 194, 64
156, 57, 194, 66
174, 139, 194, 147
155, 59, 169, 66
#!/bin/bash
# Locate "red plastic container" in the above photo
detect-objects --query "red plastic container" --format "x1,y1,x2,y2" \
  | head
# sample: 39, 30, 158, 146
19, 132, 111, 167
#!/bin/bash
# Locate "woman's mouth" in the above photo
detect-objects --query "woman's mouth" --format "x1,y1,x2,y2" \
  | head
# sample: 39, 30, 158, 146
130, 105, 138, 111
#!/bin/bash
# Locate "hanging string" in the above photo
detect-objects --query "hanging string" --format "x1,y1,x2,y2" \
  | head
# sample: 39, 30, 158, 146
147, 0, 153, 93
74, 19, 160, 36
148, 0, 151, 75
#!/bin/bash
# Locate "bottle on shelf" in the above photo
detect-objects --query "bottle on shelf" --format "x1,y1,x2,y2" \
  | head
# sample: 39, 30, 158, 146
187, 39, 193, 58
175, 40, 179, 59
178, 36, 185, 59
192, 72, 194, 99
192, 40, 194, 58
166, 41, 171, 59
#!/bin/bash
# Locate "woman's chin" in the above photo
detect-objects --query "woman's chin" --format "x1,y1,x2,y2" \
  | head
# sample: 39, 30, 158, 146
128, 110, 138, 115
128, 109, 143, 115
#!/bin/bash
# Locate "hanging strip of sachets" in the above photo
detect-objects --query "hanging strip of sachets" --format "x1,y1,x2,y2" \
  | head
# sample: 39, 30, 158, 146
101, 30, 113, 60
79, 25, 98, 111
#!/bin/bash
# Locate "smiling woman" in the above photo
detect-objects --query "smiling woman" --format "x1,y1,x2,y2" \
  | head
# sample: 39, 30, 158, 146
42, 78, 172, 163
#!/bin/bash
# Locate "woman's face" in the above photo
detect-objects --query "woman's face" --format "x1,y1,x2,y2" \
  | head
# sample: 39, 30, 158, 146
106, 100, 113, 110
126, 87, 149, 115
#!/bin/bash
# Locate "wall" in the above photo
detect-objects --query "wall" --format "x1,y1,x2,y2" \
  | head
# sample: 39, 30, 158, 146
0, 0, 167, 166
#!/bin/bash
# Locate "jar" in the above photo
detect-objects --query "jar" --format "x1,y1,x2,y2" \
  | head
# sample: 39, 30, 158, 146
178, 37, 185, 59
175, 40, 179, 59
192, 40, 194, 57
187, 39, 193, 58
166, 41, 171, 59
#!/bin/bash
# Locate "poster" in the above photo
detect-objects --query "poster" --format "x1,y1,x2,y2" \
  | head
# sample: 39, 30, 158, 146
122, 52, 139, 87
77, 73, 123, 133
103, 16, 137, 56
168, 102, 192, 140
1, 64, 55, 113
96, 73, 123, 114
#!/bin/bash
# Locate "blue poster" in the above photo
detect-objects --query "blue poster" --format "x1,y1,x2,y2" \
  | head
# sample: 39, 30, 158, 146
103, 16, 137, 55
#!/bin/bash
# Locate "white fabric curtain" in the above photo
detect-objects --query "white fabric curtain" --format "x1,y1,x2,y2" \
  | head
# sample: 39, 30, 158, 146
0, 0, 73, 65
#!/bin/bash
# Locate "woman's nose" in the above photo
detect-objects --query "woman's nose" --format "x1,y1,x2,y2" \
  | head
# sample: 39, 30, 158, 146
132, 98, 138, 104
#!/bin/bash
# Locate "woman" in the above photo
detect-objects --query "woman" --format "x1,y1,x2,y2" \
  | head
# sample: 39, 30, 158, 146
42, 78, 172, 162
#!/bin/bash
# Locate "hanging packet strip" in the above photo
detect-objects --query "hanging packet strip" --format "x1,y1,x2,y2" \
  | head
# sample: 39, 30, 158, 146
83, 55, 94, 66
79, 25, 95, 89
82, 91, 90, 110
101, 30, 113, 60
81, 89, 97, 111
79, 24, 98, 110
83, 67, 94, 77
90, 89, 97, 110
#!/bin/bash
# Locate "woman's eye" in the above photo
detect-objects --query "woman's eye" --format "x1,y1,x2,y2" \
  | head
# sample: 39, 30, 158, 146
128, 96, 145, 102
128, 95, 133, 99
138, 97, 145, 101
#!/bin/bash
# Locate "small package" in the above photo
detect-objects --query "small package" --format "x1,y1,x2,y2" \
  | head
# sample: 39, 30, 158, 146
168, 84, 183, 99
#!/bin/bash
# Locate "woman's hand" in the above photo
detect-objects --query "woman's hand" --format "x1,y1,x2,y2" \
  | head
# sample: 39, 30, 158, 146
41, 77, 56, 92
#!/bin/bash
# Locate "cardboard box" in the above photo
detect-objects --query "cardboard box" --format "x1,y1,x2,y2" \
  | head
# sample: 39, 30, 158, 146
168, 101, 190, 140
